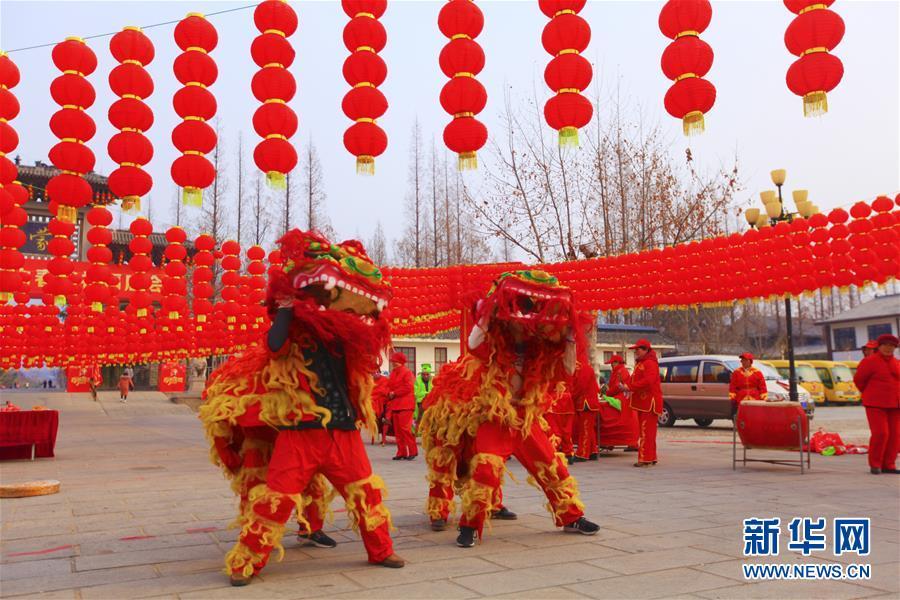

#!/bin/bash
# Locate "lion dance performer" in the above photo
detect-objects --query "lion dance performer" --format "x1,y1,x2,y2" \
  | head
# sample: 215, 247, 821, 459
200, 230, 405, 586
420, 271, 600, 547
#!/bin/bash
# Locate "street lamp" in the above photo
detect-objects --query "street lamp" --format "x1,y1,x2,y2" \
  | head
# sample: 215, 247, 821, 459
743, 169, 820, 404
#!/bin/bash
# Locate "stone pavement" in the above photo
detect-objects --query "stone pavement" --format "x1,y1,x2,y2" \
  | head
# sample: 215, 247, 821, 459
1, 392, 897, 600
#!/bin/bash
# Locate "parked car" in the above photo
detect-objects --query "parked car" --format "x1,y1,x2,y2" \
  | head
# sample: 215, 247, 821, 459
657, 355, 814, 427
761, 360, 826, 406
805, 360, 860, 404
839, 360, 859, 378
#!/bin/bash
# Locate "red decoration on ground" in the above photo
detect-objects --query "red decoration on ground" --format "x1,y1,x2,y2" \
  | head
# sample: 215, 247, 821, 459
342, 0, 388, 174
171, 14, 217, 206
252, 0, 298, 189
659, 0, 716, 136
540, 0, 592, 146
439, 0, 488, 168
784, 0, 844, 117
108, 27, 155, 213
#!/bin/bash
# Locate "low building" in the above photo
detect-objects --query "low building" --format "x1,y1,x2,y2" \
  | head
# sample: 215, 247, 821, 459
816, 294, 900, 361
387, 331, 461, 375
594, 323, 677, 367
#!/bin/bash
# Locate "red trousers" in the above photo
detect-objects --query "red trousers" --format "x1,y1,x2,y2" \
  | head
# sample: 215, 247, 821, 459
865, 406, 900, 470
226, 429, 394, 577
453, 420, 584, 537
637, 410, 658, 463
575, 410, 598, 459
546, 412, 575, 456
391, 410, 417, 458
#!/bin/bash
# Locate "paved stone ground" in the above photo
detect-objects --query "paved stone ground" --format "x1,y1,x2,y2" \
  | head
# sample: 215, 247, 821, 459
1, 391, 897, 600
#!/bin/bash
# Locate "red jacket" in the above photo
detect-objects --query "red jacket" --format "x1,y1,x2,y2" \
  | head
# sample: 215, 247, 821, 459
729, 367, 767, 404
629, 350, 662, 415
386, 365, 416, 412
854, 353, 900, 409
572, 364, 603, 411
607, 364, 631, 398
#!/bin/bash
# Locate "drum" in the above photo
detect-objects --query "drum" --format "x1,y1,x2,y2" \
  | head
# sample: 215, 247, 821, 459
736, 400, 809, 450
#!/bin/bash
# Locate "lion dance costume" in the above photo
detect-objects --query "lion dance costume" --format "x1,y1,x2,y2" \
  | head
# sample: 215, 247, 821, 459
200, 230, 404, 585
420, 271, 600, 546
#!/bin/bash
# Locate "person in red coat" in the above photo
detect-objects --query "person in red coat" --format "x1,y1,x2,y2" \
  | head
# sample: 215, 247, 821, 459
626, 339, 662, 467
729, 352, 767, 413
572, 363, 603, 462
861, 340, 878, 358
604, 354, 639, 451
546, 380, 576, 463
853, 334, 900, 474
387, 352, 418, 460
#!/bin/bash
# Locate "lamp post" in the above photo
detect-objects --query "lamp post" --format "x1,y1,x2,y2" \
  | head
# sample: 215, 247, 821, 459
744, 169, 820, 403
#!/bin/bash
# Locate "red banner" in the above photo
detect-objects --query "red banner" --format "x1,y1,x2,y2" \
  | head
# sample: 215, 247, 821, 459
158, 361, 186, 393
22, 257, 165, 303
66, 365, 100, 392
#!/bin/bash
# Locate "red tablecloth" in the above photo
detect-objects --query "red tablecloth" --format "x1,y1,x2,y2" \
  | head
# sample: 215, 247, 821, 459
597, 401, 639, 448
0, 410, 59, 460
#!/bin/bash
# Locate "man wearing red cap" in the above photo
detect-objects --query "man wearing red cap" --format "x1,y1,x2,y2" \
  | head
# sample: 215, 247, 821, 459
604, 354, 639, 450
729, 352, 767, 412
861, 340, 878, 359
853, 334, 900, 475
627, 339, 662, 467
387, 352, 417, 460
572, 362, 603, 462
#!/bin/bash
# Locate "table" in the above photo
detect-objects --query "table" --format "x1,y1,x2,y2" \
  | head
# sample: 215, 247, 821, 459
0, 410, 59, 460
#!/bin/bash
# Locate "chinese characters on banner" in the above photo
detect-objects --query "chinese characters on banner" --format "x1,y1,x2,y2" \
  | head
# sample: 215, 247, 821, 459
158, 361, 186, 393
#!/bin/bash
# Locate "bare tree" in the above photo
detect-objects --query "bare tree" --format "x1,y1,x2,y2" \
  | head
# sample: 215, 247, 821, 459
196, 123, 232, 244
301, 141, 333, 237
396, 120, 427, 266
367, 221, 388, 265
281, 171, 294, 237
249, 173, 273, 246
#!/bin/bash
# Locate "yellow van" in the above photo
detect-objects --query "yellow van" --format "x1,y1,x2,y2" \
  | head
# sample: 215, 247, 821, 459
763, 360, 826, 406
839, 360, 859, 378
806, 360, 860, 404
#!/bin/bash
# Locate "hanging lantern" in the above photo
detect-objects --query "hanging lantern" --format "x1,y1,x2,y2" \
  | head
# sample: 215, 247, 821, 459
84, 206, 113, 312
659, 0, 715, 136
784, 0, 844, 117
108, 26, 155, 213
341, 0, 388, 174
171, 14, 218, 206
439, 0, 488, 168
251, 0, 299, 188
46, 37, 97, 306
0, 52, 21, 219
540, 0, 592, 146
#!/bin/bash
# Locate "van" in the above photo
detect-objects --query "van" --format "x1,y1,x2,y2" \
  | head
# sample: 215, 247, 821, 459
839, 360, 859, 379
806, 360, 860, 404
657, 355, 814, 427
762, 360, 826, 406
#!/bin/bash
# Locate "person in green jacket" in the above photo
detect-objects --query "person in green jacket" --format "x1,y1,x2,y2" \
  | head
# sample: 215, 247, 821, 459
414, 363, 434, 422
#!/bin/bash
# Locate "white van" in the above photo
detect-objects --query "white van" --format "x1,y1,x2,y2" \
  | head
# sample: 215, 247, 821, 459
657, 355, 814, 427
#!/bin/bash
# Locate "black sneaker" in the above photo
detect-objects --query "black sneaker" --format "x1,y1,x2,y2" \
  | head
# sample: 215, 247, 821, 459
870, 467, 882, 475
431, 519, 448, 531
566, 455, 575, 465
456, 526, 476, 547
404, 455, 417, 461
491, 506, 518, 520
392, 456, 404, 461
298, 530, 337, 548
563, 517, 600, 536
572, 456, 587, 463
588, 453, 598, 461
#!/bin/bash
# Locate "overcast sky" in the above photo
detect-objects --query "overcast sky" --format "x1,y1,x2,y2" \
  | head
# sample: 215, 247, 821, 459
3, 0, 898, 251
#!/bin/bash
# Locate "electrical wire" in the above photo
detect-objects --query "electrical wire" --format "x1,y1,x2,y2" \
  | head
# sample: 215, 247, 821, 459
4, 3, 257, 53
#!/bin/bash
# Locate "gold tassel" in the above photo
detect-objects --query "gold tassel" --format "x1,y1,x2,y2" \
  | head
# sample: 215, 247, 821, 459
182, 187, 202, 207
266, 171, 286, 190
356, 155, 375, 175
682, 111, 705, 136
91, 302, 103, 312
54, 295, 66, 307
120, 196, 141, 213
803, 91, 828, 117
57, 205, 77, 223
458, 151, 478, 171
559, 126, 579, 147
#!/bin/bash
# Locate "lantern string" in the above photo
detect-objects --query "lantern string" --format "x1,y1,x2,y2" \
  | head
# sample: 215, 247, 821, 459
4, 4, 258, 53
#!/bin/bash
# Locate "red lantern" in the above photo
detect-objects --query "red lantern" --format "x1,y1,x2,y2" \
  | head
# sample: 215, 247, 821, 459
438, 0, 488, 168
46, 37, 96, 306
342, 0, 388, 174
540, 0, 593, 146
0, 52, 22, 302
108, 27, 155, 213
659, 0, 715, 135
171, 14, 217, 206
252, 0, 299, 187
784, 1, 844, 117
84, 206, 113, 312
